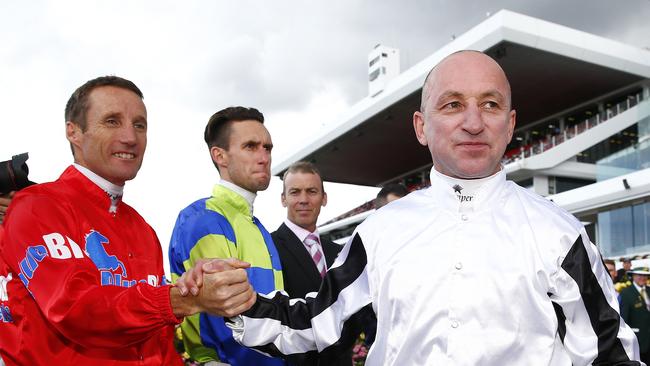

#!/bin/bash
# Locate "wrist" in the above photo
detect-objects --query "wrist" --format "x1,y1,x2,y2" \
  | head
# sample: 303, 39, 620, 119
170, 286, 201, 318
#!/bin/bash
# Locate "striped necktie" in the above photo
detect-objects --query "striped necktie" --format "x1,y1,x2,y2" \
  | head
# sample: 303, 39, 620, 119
304, 233, 326, 278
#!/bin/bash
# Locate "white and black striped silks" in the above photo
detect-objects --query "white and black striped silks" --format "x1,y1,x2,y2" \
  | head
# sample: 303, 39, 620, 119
228, 168, 643, 366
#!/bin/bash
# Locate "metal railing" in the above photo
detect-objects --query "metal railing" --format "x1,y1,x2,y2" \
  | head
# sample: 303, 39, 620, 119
502, 93, 646, 165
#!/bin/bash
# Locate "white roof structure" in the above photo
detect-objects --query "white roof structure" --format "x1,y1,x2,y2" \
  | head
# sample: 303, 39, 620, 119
272, 10, 650, 186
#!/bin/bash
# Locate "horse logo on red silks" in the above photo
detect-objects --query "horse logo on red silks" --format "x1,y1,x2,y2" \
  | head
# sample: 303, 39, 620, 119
84, 230, 127, 278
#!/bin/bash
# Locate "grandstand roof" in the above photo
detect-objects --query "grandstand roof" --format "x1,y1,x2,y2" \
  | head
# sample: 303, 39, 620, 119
271, 9, 650, 186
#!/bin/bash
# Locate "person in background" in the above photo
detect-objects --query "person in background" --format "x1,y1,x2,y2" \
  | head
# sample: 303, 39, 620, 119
620, 267, 650, 364
374, 183, 408, 209
605, 259, 618, 282
618, 258, 633, 283
0, 192, 13, 225
272, 161, 353, 365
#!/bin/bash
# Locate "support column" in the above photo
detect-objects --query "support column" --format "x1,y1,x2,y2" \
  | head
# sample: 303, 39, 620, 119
533, 175, 550, 196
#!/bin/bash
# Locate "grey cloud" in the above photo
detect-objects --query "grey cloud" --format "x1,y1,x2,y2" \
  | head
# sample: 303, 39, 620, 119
2, 0, 648, 121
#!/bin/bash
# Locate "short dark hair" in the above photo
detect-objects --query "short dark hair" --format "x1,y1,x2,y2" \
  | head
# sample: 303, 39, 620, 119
281, 161, 325, 194
377, 183, 408, 200
204, 106, 264, 150
65, 76, 143, 131
375, 182, 408, 208
604, 259, 616, 266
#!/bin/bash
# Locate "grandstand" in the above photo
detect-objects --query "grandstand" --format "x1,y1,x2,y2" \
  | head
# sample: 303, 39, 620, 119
272, 10, 650, 259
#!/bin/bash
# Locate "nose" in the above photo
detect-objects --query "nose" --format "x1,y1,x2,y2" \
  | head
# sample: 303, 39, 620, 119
297, 191, 309, 204
118, 124, 138, 145
258, 149, 271, 165
461, 104, 484, 135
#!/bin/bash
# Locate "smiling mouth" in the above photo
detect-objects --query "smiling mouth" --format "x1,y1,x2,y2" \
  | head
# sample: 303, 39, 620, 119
113, 152, 136, 159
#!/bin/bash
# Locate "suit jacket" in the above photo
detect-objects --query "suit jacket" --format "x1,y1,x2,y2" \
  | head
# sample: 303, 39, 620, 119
272, 223, 341, 299
272, 223, 354, 366
620, 284, 650, 352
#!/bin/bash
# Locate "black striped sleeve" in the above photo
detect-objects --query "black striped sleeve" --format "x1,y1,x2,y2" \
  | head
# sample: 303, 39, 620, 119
557, 234, 641, 365
228, 233, 374, 357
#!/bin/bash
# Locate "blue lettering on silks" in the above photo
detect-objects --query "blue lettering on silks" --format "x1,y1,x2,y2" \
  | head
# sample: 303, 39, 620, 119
100, 271, 147, 288
18, 245, 49, 288
100, 271, 115, 286
0, 304, 13, 323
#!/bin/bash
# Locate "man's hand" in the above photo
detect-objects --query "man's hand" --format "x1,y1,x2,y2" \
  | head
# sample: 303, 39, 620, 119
170, 259, 257, 318
175, 258, 250, 296
196, 269, 257, 317
0, 191, 15, 225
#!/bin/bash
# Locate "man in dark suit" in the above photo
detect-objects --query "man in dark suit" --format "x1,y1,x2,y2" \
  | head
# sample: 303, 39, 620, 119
272, 161, 350, 365
620, 267, 650, 363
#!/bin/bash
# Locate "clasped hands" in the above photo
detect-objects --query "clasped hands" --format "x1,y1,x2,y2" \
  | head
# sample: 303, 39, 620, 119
171, 258, 257, 318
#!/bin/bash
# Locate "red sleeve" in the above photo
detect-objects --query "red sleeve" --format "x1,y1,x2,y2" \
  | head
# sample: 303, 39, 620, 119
0, 193, 180, 349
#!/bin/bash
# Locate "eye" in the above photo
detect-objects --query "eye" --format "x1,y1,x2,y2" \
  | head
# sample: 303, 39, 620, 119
483, 101, 499, 110
134, 121, 147, 130
106, 118, 119, 126
442, 101, 462, 110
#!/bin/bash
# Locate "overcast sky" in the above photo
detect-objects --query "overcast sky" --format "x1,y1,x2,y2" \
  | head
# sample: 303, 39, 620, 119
2, 0, 649, 273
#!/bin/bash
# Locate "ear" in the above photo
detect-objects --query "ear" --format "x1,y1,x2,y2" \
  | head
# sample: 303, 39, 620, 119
322, 191, 328, 207
210, 146, 227, 170
281, 192, 287, 208
413, 111, 428, 146
66, 121, 82, 148
506, 109, 517, 143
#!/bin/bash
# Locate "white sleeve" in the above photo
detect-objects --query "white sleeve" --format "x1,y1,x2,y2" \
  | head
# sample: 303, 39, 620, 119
227, 232, 374, 357
550, 229, 643, 365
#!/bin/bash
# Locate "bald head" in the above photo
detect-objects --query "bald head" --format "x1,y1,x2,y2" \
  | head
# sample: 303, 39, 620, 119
412, 49, 516, 179
420, 51, 512, 113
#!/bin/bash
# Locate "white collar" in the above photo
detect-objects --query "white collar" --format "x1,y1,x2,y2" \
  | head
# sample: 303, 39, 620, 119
284, 218, 318, 243
73, 163, 123, 213
428, 166, 506, 213
218, 180, 256, 216
430, 168, 499, 194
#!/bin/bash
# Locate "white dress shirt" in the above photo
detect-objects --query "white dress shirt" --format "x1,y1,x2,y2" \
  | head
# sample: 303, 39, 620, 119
283, 218, 324, 263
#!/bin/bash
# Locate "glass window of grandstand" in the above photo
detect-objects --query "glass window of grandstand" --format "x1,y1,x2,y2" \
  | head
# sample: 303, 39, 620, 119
595, 116, 650, 180
580, 124, 639, 164
598, 201, 650, 257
